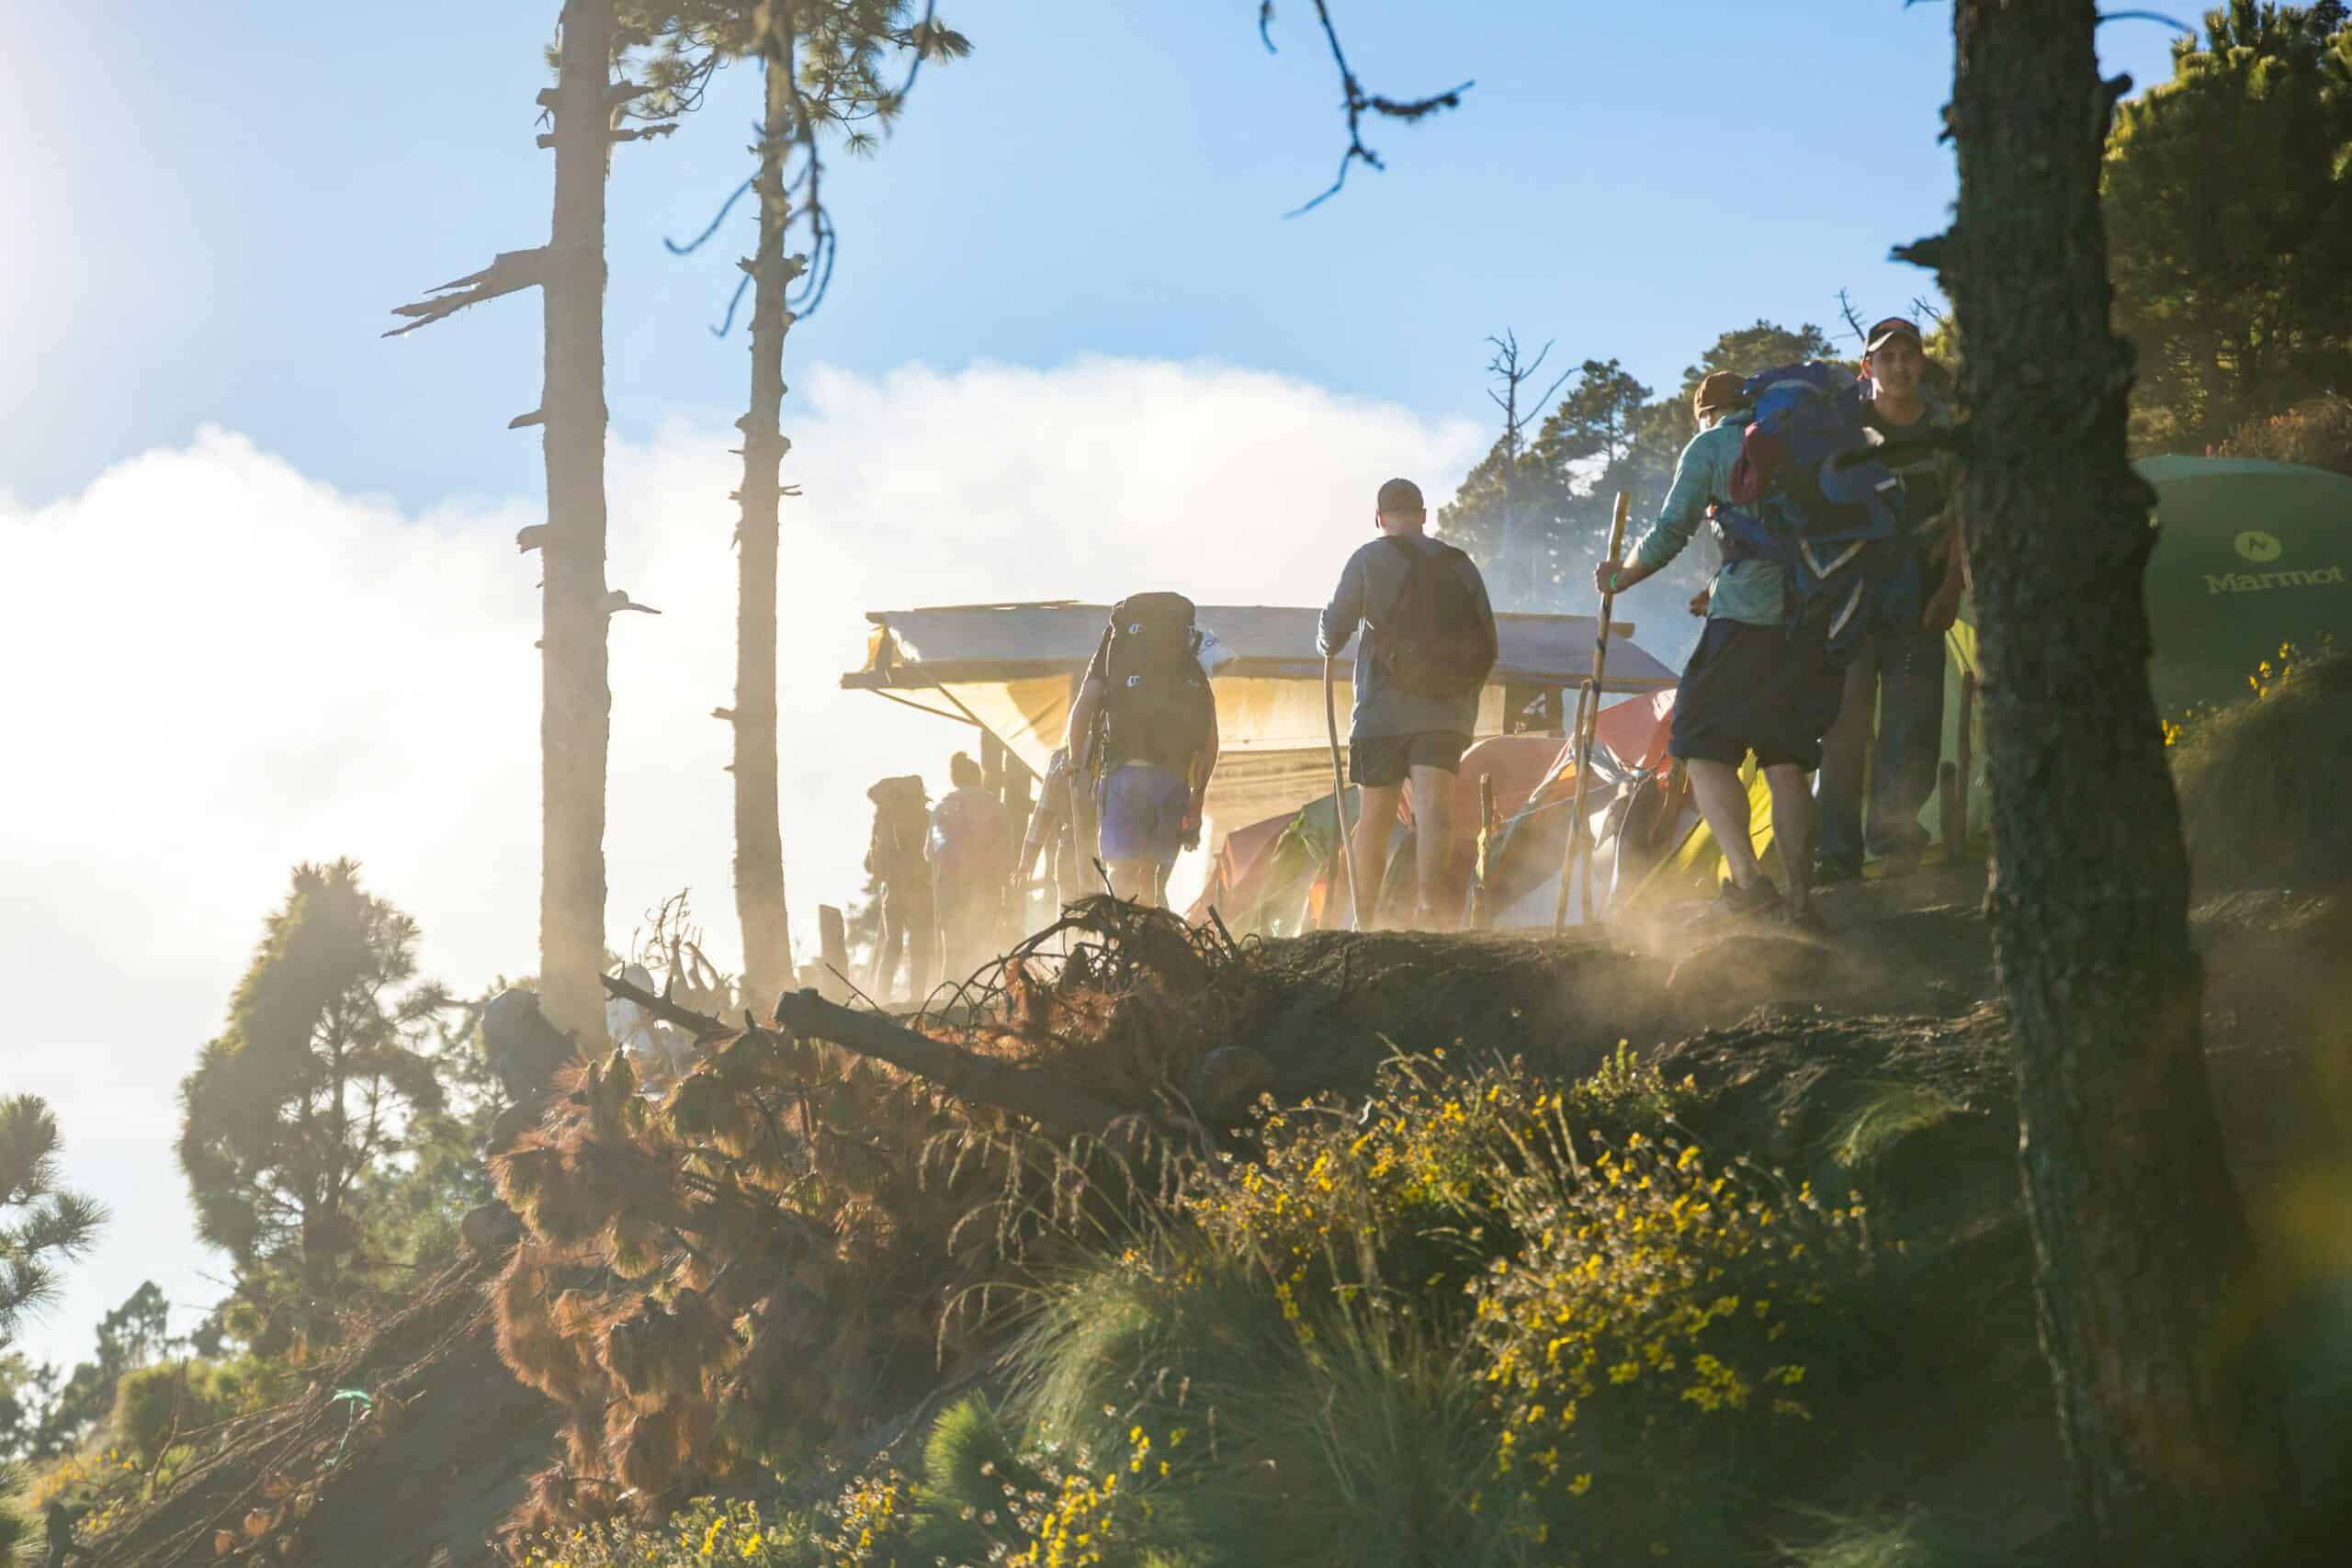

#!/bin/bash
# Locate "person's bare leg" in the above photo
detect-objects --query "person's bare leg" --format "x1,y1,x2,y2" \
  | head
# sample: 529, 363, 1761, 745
1408, 764, 1459, 929
1687, 759, 1767, 887
1106, 858, 1154, 904
1349, 782, 1402, 926
1764, 763, 1817, 917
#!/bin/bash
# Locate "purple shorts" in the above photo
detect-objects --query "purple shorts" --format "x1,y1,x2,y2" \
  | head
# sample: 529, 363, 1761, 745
1098, 762, 1192, 866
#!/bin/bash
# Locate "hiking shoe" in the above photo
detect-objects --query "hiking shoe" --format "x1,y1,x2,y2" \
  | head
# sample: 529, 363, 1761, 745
1813, 854, 1862, 886
1706, 877, 1781, 921
1777, 902, 1830, 938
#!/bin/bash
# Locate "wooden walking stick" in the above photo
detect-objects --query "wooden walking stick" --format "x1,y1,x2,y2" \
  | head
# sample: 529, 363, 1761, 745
1555, 491, 1633, 932
1322, 651, 1364, 931
1469, 773, 1498, 931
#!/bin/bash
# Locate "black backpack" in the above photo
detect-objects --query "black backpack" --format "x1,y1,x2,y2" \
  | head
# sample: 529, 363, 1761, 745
1096, 592, 1215, 773
1376, 538, 1496, 698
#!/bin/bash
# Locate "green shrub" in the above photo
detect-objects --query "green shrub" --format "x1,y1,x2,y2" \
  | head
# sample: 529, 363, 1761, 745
109, 1356, 287, 1466
992, 1050, 1860, 1566
1187, 1045, 1694, 1316
517, 1496, 818, 1566
1465, 1133, 1868, 1561
529, 1045, 1873, 1568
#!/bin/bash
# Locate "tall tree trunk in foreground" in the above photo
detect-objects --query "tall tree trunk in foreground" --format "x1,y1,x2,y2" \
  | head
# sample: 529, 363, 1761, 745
731, 18, 803, 1015
542, 0, 618, 1045
1944, 3, 2301, 1561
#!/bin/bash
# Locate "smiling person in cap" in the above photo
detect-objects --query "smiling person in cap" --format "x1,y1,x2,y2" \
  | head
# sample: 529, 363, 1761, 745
1815, 315, 1964, 884
1594, 369, 1845, 928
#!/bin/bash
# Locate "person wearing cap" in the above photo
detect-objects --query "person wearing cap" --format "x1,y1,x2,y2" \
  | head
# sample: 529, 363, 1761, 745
1317, 477, 1499, 928
1815, 316, 1964, 884
1593, 370, 1844, 928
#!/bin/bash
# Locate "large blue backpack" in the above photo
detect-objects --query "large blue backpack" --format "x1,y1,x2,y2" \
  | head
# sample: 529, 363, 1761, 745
1708, 362, 1927, 654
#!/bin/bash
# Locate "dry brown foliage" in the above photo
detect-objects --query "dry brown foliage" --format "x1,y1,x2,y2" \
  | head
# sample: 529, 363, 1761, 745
490, 897, 1235, 1543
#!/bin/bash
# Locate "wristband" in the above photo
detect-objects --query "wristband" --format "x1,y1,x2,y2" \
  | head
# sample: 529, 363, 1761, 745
1610, 570, 1623, 592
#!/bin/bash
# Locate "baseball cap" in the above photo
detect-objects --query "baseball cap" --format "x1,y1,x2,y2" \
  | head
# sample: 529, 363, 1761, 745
1865, 316, 1925, 355
1692, 370, 1746, 417
1375, 477, 1425, 513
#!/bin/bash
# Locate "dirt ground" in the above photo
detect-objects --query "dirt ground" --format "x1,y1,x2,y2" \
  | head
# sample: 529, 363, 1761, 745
89, 1255, 555, 1568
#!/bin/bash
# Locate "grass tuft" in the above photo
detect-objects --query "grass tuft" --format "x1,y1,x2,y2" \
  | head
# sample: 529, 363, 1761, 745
1829, 1083, 1969, 1172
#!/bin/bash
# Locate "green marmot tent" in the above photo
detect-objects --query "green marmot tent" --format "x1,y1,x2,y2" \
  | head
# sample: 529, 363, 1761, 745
2140, 456, 2352, 713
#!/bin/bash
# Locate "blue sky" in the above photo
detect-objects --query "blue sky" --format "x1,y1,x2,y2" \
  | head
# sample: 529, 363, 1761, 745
3, 1, 2186, 1370
4, 0, 2181, 511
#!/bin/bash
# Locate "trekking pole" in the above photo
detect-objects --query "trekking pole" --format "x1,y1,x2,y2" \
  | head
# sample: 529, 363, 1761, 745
1555, 491, 1633, 932
1322, 651, 1363, 931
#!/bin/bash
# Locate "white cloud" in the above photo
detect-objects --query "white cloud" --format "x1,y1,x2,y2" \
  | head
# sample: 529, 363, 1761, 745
0, 355, 1484, 1366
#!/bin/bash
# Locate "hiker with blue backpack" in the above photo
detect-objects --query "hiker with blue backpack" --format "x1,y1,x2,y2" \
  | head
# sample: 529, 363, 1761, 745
1318, 476, 1500, 929
1595, 370, 1843, 930
1814, 316, 1964, 884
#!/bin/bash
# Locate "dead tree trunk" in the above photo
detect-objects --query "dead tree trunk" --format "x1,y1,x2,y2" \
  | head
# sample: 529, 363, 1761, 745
1941, 3, 2302, 1561
541, 0, 617, 1047
731, 25, 804, 1020
389, 0, 621, 1049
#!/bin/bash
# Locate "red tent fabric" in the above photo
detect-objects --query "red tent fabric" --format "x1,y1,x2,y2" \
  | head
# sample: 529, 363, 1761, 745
1594, 689, 1677, 772
1398, 694, 1678, 874
1393, 735, 1575, 901
1186, 807, 1296, 924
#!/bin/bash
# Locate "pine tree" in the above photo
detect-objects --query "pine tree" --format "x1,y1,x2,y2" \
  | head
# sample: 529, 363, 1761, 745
0, 1095, 103, 1349
2104, 0, 2352, 450
628, 1, 966, 1014
177, 861, 450, 1349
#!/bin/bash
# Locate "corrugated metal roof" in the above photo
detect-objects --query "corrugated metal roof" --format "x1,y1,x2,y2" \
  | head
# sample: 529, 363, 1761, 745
842, 601, 1678, 693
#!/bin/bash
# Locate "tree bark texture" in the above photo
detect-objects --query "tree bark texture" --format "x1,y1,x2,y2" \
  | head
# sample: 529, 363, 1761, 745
540, 0, 616, 1048
1947, 3, 2301, 1561
733, 28, 798, 1021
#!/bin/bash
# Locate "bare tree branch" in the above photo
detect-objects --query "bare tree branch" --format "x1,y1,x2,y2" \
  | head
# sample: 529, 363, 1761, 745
2098, 8, 2195, 35
383, 248, 548, 338
1268, 0, 1473, 216
664, 175, 756, 255
1837, 287, 1871, 347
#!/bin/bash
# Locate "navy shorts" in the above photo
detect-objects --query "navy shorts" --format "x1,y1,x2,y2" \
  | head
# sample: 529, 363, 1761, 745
1349, 730, 1471, 790
1668, 619, 1844, 773
1098, 762, 1192, 865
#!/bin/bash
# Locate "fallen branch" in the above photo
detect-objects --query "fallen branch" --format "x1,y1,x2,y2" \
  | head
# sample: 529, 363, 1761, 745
775, 987, 1127, 1137
596, 971, 1122, 1137
602, 970, 735, 1042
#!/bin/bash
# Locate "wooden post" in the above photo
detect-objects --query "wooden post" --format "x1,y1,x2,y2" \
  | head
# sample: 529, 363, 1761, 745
1938, 760, 1962, 854
1954, 670, 1977, 853
1471, 774, 1498, 931
817, 905, 850, 1003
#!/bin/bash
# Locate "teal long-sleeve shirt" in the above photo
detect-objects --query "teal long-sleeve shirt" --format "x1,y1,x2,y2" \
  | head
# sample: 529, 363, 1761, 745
1626, 410, 1790, 627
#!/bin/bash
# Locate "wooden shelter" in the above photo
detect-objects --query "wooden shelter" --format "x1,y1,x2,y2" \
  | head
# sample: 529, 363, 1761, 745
841, 600, 1678, 836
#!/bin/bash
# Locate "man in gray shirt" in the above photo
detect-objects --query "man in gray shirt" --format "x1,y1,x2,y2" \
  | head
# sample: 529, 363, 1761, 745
1317, 477, 1498, 928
